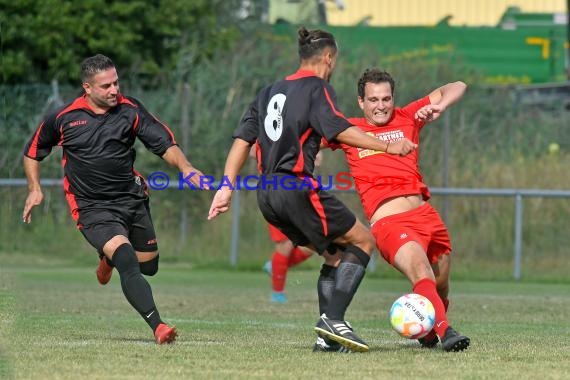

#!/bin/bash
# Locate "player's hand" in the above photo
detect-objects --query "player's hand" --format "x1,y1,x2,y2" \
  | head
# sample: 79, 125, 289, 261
22, 189, 43, 224
386, 138, 417, 156
415, 104, 445, 122
182, 166, 211, 190
208, 188, 232, 220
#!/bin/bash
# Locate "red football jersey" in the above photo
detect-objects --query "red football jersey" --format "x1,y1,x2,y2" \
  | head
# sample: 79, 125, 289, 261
333, 96, 432, 220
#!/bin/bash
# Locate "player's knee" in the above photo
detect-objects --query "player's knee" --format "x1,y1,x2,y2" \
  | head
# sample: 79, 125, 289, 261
355, 229, 376, 254
343, 245, 371, 267
139, 254, 159, 276
112, 243, 140, 275
319, 263, 337, 278
274, 240, 294, 255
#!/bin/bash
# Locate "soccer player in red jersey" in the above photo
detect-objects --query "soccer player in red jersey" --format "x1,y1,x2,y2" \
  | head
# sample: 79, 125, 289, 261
327, 68, 470, 351
22, 54, 209, 344
209, 27, 417, 352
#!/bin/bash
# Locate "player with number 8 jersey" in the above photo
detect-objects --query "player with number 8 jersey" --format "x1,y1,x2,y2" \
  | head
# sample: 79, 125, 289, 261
209, 27, 417, 352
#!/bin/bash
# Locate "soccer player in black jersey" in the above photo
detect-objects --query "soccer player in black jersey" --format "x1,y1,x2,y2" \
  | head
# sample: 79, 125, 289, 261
209, 27, 417, 352
22, 54, 208, 344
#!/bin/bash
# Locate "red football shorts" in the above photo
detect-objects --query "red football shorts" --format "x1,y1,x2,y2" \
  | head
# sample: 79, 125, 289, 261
267, 223, 288, 243
370, 202, 451, 265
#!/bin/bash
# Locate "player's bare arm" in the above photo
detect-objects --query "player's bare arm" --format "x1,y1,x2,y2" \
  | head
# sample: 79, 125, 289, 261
22, 156, 44, 224
336, 126, 417, 156
208, 138, 252, 220
415, 81, 467, 122
161, 145, 210, 189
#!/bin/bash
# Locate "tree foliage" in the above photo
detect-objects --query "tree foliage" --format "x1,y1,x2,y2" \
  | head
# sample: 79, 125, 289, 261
0, 0, 241, 85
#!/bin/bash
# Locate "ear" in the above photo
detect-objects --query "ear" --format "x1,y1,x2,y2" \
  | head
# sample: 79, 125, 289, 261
82, 82, 91, 94
324, 50, 334, 66
357, 96, 365, 110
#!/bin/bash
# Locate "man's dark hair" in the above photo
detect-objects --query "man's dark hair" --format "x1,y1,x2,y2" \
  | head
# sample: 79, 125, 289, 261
357, 68, 395, 98
297, 27, 337, 60
81, 54, 115, 83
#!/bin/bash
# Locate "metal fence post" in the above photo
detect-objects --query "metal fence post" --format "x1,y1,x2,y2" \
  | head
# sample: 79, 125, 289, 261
229, 190, 241, 266
513, 193, 524, 280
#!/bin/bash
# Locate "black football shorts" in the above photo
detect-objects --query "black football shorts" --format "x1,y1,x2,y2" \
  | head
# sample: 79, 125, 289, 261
257, 174, 356, 254
78, 199, 158, 254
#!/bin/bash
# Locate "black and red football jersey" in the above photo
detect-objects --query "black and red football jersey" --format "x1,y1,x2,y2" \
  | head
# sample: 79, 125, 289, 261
233, 69, 351, 177
23, 94, 176, 212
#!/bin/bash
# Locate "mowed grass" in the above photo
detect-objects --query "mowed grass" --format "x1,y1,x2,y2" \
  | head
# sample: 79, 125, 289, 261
1, 255, 570, 380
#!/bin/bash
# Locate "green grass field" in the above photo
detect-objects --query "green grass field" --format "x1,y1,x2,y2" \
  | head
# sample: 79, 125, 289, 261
1, 254, 569, 380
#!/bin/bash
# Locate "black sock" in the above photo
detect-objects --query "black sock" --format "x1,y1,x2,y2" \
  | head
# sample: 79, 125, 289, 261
325, 246, 370, 320
112, 243, 162, 331
98, 253, 115, 267
105, 256, 115, 267
317, 264, 337, 316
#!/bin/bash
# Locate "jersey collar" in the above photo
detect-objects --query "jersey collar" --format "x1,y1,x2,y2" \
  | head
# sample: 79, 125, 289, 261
286, 69, 317, 80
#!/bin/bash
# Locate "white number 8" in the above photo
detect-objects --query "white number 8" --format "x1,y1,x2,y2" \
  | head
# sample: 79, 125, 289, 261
264, 93, 286, 142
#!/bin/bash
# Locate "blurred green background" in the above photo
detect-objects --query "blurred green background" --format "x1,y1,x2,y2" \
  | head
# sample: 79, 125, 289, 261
1, 0, 569, 282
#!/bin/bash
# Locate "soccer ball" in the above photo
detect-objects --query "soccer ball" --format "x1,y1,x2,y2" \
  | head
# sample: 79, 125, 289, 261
389, 293, 435, 339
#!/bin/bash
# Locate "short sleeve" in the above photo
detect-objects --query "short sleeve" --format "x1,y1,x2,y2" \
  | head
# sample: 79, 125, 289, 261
132, 98, 177, 156
23, 112, 61, 161
233, 97, 260, 143
309, 82, 351, 142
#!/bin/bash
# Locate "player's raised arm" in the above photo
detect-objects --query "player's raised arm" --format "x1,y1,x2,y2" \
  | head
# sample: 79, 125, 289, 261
336, 126, 417, 156
161, 145, 210, 190
415, 81, 467, 122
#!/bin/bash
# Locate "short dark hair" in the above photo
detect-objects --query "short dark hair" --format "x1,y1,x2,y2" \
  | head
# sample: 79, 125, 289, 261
357, 68, 395, 98
297, 27, 337, 60
80, 54, 115, 83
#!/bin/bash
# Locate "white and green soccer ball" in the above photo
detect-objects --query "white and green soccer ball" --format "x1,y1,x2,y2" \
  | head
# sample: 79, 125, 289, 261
389, 293, 435, 339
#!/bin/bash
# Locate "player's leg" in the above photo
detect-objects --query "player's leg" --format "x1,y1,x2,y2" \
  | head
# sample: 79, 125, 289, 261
258, 184, 369, 351
378, 233, 467, 350
131, 200, 160, 277
430, 253, 467, 351
288, 246, 313, 266
325, 219, 374, 320
391, 241, 451, 338
432, 253, 450, 310
95, 251, 115, 285
137, 251, 159, 276
425, 207, 469, 351
270, 238, 294, 303
129, 202, 177, 343
270, 240, 313, 303
391, 241, 470, 351
314, 219, 375, 352
317, 249, 341, 316
101, 236, 175, 343
313, 248, 351, 352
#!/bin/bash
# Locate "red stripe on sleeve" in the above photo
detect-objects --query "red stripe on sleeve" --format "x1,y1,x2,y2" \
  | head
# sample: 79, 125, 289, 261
149, 112, 177, 145
26, 122, 45, 158
323, 87, 346, 119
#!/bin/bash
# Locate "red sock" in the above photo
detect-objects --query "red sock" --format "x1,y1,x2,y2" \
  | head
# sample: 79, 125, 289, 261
413, 278, 449, 338
271, 252, 289, 292
288, 247, 311, 267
